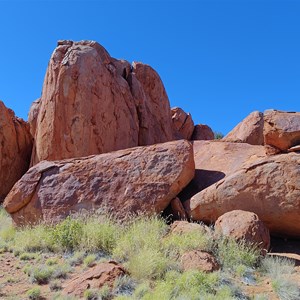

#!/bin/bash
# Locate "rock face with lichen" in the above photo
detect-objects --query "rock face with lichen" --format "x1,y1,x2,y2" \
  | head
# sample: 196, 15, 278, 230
30, 40, 174, 166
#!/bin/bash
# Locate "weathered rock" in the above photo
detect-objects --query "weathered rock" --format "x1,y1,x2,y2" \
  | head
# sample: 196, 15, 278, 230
62, 261, 125, 297
30, 40, 173, 165
0, 101, 33, 201
288, 144, 300, 152
4, 140, 194, 225
185, 153, 300, 237
191, 124, 214, 141
169, 220, 211, 236
171, 107, 194, 140
181, 250, 220, 272
223, 111, 264, 145
178, 141, 266, 201
164, 197, 188, 220
130, 62, 174, 145
264, 110, 300, 151
215, 210, 270, 252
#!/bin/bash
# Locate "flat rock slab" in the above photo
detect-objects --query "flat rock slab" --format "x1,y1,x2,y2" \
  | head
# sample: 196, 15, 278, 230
4, 140, 194, 225
62, 261, 125, 297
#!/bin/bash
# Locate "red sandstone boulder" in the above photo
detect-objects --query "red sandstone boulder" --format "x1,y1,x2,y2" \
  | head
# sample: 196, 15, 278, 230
0, 101, 32, 201
30, 40, 173, 165
185, 153, 300, 238
215, 210, 270, 252
181, 250, 220, 272
178, 141, 266, 201
4, 140, 194, 225
264, 110, 300, 152
223, 111, 264, 145
169, 220, 211, 236
164, 197, 188, 220
62, 261, 125, 297
191, 124, 214, 141
171, 107, 194, 140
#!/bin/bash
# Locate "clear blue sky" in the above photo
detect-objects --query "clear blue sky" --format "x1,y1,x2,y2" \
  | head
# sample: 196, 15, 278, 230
1, 0, 300, 134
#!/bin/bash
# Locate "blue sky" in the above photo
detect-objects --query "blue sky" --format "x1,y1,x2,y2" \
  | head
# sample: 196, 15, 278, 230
1, 0, 300, 134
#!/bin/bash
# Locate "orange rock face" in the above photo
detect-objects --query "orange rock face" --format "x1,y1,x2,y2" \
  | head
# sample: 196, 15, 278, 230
0, 101, 32, 201
62, 261, 125, 297
30, 40, 173, 166
179, 140, 266, 201
264, 110, 300, 151
215, 210, 270, 252
185, 153, 300, 238
171, 107, 194, 140
4, 140, 194, 225
223, 111, 264, 145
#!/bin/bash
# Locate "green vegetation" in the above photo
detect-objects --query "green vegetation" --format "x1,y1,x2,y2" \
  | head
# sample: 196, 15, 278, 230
0, 206, 299, 299
214, 131, 224, 139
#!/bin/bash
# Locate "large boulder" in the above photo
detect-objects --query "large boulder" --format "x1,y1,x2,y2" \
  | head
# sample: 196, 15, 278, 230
0, 101, 33, 201
191, 124, 214, 141
264, 110, 300, 152
223, 111, 264, 145
185, 153, 300, 237
171, 107, 194, 140
4, 140, 195, 225
178, 141, 266, 201
215, 210, 270, 252
30, 40, 173, 166
62, 261, 125, 297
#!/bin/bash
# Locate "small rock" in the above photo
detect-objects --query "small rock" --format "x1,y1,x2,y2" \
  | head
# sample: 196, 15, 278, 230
181, 250, 220, 272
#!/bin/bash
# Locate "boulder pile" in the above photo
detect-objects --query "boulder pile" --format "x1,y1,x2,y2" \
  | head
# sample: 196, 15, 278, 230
1, 40, 299, 245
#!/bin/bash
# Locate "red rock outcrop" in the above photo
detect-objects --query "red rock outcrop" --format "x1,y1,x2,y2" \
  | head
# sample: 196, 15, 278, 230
171, 107, 194, 140
185, 153, 300, 238
264, 110, 300, 152
0, 101, 33, 201
4, 140, 194, 225
30, 40, 173, 166
223, 111, 264, 145
178, 141, 266, 201
62, 261, 125, 297
215, 210, 270, 252
181, 250, 220, 272
191, 124, 214, 141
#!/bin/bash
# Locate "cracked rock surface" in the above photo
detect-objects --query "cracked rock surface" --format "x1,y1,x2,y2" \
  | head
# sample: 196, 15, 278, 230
4, 140, 194, 226
29, 40, 174, 166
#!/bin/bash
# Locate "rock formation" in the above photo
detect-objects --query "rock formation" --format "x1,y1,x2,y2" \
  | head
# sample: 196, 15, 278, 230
4, 140, 194, 226
171, 107, 194, 140
264, 110, 300, 152
62, 261, 126, 297
185, 153, 300, 237
30, 40, 173, 165
191, 124, 214, 141
178, 140, 266, 201
0, 101, 32, 201
223, 111, 264, 145
215, 210, 270, 252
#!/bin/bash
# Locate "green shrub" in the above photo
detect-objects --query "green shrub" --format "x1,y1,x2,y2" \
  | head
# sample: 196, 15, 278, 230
46, 257, 59, 266
81, 216, 120, 253
49, 279, 62, 291
68, 251, 86, 266
84, 254, 97, 267
19, 252, 38, 261
271, 277, 300, 300
113, 216, 168, 261
26, 287, 41, 299
83, 288, 100, 300
214, 132, 224, 139
52, 263, 72, 279
216, 237, 260, 271
52, 216, 83, 251
261, 255, 295, 278
162, 230, 213, 258
28, 265, 54, 284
